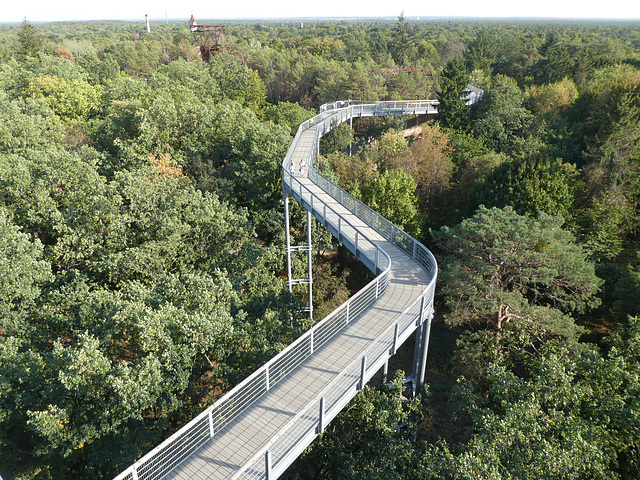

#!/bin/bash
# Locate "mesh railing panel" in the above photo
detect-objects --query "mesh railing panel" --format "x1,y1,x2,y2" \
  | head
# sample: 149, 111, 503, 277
269, 339, 312, 387
134, 416, 210, 480
114, 100, 437, 480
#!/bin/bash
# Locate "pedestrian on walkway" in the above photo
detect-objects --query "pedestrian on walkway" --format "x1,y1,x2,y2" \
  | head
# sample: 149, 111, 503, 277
289, 161, 295, 177
299, 159, 306, 176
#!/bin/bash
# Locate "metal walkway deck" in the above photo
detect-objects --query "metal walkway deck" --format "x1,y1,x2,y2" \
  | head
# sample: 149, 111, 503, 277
114, 100, 440, 480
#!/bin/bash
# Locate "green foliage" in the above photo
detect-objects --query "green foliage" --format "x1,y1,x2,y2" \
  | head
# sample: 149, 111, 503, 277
424, 318, 640, 479
359, 129, 409, 172
472, 75, 544, 157
0, 270, 254, 477
0, 148, 122, 273
524, 78, 578, 118
0, 91, 62, 153
23, 75, 102, 123
470, 152, 577, 219
576, 191, 630, 262
420, 344, 621, 479
432, 206, 601, 341
391, 124, 455, 227
529, 31, 620, 86
390, 13, 412, 67
465, 29, 499, 76
285, 371, 422, 480
1, 17, 640, 480
360, 169, 422, 237
75, 52, 120, 86
0, 209, 52, 334
15, 20, 43, 61
310, 261, 351, 321
263, 101, 315, 136
319, 120, 353, 155
436, 56, 470, 130
569, 65, 640, 157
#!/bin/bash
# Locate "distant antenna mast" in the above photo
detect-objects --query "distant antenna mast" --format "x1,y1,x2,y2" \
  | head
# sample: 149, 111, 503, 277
145, 14, 151, 33
189, 15, 227, 62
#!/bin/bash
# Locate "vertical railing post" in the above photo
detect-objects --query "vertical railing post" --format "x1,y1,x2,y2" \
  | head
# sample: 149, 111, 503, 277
355, 231, 359, 257
265, 450, 272, 480
131, 466, 139, 480
265, 364, 270, 392
359, 356, 367, 390
208, 410, 215, 438
310, 329, 314, 354
391, 323, 399, 355
318, 397, 326, 434
419, 295, 426, 326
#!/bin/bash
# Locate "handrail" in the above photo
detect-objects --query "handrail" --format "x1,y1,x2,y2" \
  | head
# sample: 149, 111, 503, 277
113, 98, 441, 480
232, 282, 434, 479
113, 103, 397, 480
113, 257, 390, 480
233, 134, 438, 478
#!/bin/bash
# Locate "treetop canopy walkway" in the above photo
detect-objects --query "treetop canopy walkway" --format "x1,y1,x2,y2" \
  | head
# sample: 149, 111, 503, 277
112, 93, 482, 480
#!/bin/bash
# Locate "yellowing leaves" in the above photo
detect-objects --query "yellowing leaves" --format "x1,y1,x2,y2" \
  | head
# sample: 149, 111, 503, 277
148, 152, 186, 178
23, 75, 102, 123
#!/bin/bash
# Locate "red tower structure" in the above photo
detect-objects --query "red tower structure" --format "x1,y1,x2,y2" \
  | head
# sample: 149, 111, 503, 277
189, 15, 227, 62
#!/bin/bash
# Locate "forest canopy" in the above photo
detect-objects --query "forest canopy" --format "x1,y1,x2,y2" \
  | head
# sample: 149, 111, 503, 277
0, 16, 639, 480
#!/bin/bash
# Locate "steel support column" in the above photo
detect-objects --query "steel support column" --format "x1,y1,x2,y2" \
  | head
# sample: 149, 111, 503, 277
284, 192, 293, 293
349, 115, 353, 156
410, 296, 433, 396
306, 210, 314, 321
416, 311, 433, 394
284, 185, 314, 321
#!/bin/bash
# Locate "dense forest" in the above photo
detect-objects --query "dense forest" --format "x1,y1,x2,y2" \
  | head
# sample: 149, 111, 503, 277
0, 15, 639, 479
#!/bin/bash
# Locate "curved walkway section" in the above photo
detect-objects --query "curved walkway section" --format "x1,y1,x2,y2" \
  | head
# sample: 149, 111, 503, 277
113, 100, 438, 480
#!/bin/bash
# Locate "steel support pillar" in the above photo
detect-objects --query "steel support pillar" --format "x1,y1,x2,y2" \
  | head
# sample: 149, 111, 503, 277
284, 190, 313, 321
349, 115, 353, 156
284, 192, 293, 293
416, 311, 433, 394
410, 296, 433, 396
381, 359, 389, 384
306, 210, 314, 321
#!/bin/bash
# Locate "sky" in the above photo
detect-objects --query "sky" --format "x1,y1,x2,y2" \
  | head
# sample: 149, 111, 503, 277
2, 0, 639, 23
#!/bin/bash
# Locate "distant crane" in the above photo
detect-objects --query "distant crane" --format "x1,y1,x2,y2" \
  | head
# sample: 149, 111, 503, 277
189, 15, 227, 62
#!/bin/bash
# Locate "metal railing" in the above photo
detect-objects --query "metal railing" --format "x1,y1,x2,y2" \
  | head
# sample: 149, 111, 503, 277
113, 99, 439, 480
234, 175, 437, 480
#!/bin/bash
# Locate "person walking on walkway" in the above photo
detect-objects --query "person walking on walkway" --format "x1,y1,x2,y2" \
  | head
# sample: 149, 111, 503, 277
299, 159, 306, 176
289, 161, 295, 177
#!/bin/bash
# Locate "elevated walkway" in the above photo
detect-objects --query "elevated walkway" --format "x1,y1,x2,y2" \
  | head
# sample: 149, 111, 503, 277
114, 100, 441, 480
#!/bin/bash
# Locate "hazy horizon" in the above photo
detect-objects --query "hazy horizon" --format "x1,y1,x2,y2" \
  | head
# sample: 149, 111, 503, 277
3, 15, 640, 25
2, 0, 639, 24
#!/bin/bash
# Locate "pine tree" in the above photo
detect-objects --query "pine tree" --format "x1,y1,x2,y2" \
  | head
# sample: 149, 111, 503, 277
16, 18, 42, 61
436, 56, 470, 130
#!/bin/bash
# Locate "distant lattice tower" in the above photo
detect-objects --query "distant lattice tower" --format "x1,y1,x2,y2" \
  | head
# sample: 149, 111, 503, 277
189, 15, 227, 62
